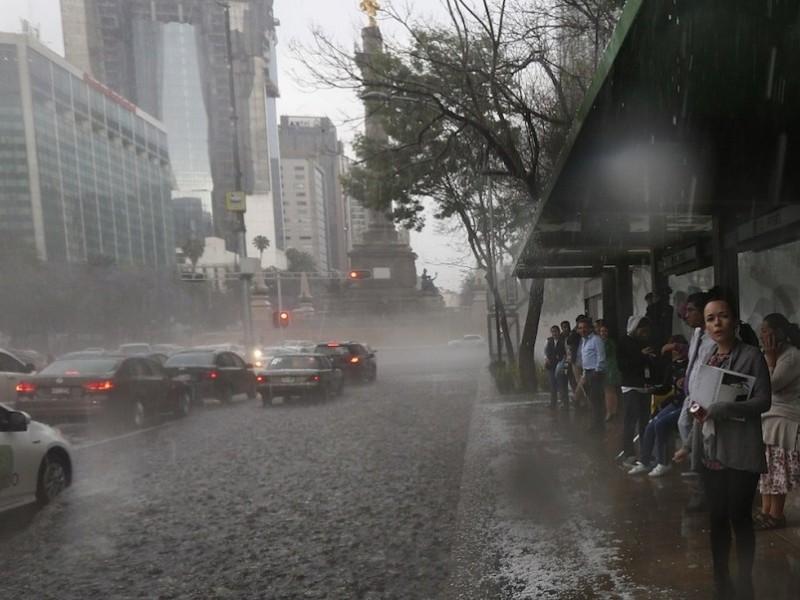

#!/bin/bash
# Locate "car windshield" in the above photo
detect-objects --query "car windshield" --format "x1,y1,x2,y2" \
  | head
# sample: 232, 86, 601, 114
314, 345, 349, 357
164, 352, 215, 367
266, 356, 320, 370
39, 358, 121, 376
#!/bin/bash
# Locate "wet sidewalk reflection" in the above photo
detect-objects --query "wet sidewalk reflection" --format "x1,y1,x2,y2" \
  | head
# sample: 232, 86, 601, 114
448, 382, 800, 599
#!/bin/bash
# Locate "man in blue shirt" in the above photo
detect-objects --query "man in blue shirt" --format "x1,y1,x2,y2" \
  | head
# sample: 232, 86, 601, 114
578, 317, 606, 433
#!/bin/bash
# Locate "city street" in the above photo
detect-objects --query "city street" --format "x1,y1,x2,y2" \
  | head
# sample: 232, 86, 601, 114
0, 346, 483, 600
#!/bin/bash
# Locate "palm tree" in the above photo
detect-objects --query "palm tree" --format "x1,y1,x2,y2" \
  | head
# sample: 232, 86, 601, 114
180, 237, 205, 270
252, 235, 271, 264
285, 248, 317, 273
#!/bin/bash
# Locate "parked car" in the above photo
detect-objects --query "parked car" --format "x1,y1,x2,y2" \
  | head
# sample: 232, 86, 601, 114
15, 355, 192, 428
0, 348, 36, 407
163, 349, 257, 404
313, 342, 377, 382
448, 334, 486, 348
0, 402, 73, 512
256, 353, 343, 406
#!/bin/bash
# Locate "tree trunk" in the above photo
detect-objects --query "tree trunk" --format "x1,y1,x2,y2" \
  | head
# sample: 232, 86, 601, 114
519, 278, 545, 392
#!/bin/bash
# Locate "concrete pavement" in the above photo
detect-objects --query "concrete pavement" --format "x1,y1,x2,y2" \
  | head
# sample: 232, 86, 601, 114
447, 370, 800, 599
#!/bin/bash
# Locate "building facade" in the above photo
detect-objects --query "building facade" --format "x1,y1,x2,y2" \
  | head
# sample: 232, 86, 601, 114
279, 158, 329, 272
60, 0, 285, 263
279, 116, 348, 273
0, 33, 174, 268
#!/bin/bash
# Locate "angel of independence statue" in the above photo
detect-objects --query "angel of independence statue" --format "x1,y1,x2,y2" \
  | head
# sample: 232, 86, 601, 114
359, 0, 380, 27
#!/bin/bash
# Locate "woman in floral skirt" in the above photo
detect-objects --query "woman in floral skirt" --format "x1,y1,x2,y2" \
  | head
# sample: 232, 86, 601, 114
754, 313, 800, 530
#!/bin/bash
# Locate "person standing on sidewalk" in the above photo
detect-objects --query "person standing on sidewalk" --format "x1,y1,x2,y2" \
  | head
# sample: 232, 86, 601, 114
558, 320, 578, 405
544, 325, 567, 409
618, 316, 656, 464
754, 313, 800, 531
578, 317, 606, 433
673, 294, 771, 600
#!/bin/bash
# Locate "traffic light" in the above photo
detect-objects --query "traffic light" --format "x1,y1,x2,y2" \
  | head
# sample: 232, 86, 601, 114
272, 310, 291, 329
348, 269, 372, 280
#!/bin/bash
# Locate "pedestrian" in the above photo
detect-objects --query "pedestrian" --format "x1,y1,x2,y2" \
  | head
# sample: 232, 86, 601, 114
754, 313, 800, 531
618, 315, 657, 465
673, 293, 771, 600
599, 324, 621, 421
557, 320, 577, 405
577, 317, 606, 433
566, 316, 586, 409
544, 325, 567, 409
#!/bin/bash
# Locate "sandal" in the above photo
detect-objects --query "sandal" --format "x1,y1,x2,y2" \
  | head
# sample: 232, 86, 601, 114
753, 515, 787, 531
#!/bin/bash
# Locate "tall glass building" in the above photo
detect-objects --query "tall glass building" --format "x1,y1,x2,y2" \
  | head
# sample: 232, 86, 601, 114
0, 33, 174, 268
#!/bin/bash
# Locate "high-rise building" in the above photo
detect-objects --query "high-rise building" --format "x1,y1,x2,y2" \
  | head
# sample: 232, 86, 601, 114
280, 158, 329, 272
172, 197, 214, 245
60, 0, 285, 266
278, 115, 348, 273
0, 33, 174, 268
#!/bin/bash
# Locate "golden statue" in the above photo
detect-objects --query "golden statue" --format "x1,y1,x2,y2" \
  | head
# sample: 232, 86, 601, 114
359, 0, 380, 27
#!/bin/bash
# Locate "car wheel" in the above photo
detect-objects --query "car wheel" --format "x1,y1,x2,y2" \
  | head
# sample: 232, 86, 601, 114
217, 384, 233, 404
318, 386, 330, 403
177, 391, 192, 418
261, 390, 272, 407
247, 381, 257, 401
369, 367, 377, 382
133, 400, 146, 428
36, 453, 69, 505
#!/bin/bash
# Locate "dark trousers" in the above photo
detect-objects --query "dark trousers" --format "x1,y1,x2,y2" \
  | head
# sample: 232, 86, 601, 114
584, 371, 605, 430
701, 466, 759, 593
622, 389, 651, 457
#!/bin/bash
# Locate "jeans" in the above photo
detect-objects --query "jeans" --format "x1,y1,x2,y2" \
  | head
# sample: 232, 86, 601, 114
639, 402, 681, 465
622, 389, 651, 457
678, 396, 693, 444
555, 359, 571, 403
701, 466, 759, 592
585, 371, 605, 430
547, 367, 565, 405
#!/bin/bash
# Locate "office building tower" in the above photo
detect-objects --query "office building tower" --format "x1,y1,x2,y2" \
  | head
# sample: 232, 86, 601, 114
0, 33, 173, 268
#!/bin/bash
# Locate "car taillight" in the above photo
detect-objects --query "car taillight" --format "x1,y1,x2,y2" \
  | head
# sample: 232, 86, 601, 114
309, 374, 320, 382
256, 374, 268, 383
83, 380, 115, 392
349, 356, 360, 364
206, 370, 219, 380
16, 381, 36, 393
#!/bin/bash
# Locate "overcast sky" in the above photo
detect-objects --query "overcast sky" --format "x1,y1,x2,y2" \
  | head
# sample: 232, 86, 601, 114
1, 0, 471, 290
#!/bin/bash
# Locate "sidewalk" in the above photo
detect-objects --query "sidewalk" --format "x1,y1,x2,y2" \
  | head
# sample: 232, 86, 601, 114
447, 370, 800, 599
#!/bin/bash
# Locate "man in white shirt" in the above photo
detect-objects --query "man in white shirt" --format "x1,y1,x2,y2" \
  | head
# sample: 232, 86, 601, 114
578, 317, 606, 433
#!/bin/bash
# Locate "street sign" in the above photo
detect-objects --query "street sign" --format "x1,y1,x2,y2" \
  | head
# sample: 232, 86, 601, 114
226, 191, 246, 212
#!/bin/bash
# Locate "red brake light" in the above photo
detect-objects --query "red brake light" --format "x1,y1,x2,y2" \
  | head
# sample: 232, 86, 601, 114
16, 381, 36, 393
256, 374, 268, 383
83, 380, 115, 392
326, 343, 340, 347
207, 370, 219, 380
349, 356, 360, 363
309, 374, 320, 382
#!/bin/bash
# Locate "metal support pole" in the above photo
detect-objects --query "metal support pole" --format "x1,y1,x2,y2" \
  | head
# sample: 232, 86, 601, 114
221, 2, 253, 348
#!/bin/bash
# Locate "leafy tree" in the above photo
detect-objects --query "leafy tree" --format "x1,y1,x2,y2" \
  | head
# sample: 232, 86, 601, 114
180, 237, 205, 270
285, 248, 317, 273
252, 234, 271, 264
303, 0, 622, 386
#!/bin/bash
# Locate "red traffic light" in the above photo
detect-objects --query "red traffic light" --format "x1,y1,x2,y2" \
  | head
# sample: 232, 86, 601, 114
348, 269, 372, 280
272, 310, 291, 329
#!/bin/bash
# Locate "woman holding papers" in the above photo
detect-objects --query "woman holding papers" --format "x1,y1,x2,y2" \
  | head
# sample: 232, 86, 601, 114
673, 295, 771, 600
754, 313, 800, 531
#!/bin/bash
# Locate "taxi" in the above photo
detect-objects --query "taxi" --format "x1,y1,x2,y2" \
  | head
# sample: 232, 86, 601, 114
0, 402, 73, 512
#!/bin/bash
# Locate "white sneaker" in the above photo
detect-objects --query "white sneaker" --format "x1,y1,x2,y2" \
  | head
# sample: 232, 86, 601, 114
648, 463, 673, 477
628, 462, 651, 475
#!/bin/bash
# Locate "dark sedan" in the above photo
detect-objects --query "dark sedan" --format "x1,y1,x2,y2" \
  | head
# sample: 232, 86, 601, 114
256, 354, 343, 406
14, 355, 192, 428
163, 349, 257, 405
313, 342, 377, 382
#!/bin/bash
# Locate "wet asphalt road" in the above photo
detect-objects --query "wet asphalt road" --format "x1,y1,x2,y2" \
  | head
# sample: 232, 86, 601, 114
0, 347, 484, 600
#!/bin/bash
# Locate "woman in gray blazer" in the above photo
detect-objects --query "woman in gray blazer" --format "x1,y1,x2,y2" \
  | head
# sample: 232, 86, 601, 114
674, 295, 771, 600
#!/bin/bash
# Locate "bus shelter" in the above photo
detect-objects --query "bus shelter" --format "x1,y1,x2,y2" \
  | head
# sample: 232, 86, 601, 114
513, 0, 800, 335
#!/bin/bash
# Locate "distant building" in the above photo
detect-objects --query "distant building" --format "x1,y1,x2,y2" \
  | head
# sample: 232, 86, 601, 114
339, 153, 367, 250
172, 197, 213, 245
61, 0, 284, 263
0, 33, 174, 268
279, 116, 348, 273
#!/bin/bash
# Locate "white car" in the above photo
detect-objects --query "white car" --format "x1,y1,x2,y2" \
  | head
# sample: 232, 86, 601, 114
448, 334, 486, 348
0, 403, 73, 512
0, 348, 37, 406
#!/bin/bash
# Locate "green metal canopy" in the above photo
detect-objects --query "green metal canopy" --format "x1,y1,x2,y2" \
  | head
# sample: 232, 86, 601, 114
514, 0, 800, 279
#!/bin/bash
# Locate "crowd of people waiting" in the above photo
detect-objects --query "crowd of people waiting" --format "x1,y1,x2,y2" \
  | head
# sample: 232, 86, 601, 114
542, 286, 800, 600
